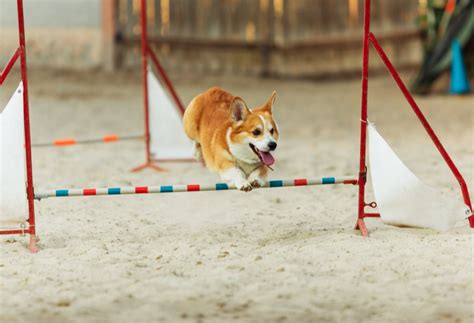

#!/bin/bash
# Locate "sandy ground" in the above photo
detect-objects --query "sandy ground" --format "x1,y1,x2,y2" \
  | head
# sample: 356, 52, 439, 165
0, 69, 473, 323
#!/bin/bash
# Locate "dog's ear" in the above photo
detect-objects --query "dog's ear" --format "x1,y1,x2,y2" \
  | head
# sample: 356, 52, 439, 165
263, 91, 277, 113
230, 97, 250, 122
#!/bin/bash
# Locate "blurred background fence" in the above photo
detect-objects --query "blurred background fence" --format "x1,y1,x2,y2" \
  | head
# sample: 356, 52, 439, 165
116, 0, 422, 77
1, 0, 424, 78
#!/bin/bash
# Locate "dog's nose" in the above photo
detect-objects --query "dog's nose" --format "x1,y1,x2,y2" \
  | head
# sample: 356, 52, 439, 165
268, 142, 277, 151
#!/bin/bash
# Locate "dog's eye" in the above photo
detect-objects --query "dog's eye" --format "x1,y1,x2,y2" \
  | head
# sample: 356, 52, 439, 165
270, 129, 275, 135
252, 129, 262, 136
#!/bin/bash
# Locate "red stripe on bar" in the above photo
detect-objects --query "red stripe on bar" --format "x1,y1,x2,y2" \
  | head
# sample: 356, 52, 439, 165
103, 134, 119, 142
135, 187, 148, 194
344, 179, 358, 185
187, 184, 200, 192
83, 189, 96, 196
294, 179, 307, 186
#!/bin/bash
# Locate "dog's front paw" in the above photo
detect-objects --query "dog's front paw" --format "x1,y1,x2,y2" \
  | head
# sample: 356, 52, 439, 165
240, 184, 253, 192
250, 179, 264, 188
235, 179, 253, 192
248, 173, 266, 189
221, 168, 254, 192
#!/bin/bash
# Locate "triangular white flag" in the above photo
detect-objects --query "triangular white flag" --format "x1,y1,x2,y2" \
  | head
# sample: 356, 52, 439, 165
0, 83, 28, 228
368, 123, 470, 231
148, 70, 193, 160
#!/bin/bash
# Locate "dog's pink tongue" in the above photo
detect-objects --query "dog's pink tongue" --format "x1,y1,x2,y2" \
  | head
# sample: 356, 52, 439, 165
259, 151, 275, 166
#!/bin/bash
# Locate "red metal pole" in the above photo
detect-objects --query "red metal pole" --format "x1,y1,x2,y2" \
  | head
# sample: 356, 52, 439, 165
141, 0, 151, 163
148, 48, 186, 114
0, 47, 21, 85
0, 229, 28, 235
17, 0, 38, 253
368, 32, 473, 225
131, 0, 166, 172
355, 0, 371, 236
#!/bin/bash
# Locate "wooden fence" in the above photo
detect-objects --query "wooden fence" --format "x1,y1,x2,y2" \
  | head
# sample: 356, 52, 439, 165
115, 0, 422, 77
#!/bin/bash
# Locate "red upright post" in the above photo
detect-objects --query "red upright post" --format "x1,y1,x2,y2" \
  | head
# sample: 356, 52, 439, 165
18, 0, 37, 252
0, 0, 38, 250
140, 0, 150, 163
355, 0, 372, 237
131, 0, 166, 172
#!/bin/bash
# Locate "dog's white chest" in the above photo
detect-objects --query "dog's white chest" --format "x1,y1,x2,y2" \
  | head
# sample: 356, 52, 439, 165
235, 159, 261, 177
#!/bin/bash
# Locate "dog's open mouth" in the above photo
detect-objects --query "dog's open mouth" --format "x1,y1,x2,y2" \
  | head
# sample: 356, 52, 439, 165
250, 144, 275, 166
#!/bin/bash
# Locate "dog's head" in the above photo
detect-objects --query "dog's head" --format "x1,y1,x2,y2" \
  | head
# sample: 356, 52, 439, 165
227, 91, 279, 166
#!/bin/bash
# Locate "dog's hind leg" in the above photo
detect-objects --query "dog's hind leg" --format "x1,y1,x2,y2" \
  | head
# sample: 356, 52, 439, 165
192, 141, 203, 161
183, 97, 200, 140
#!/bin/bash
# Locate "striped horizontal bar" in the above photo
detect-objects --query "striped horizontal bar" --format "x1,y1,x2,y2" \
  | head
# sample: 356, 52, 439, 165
34, 176, 357, 200
32, 134, 143, 148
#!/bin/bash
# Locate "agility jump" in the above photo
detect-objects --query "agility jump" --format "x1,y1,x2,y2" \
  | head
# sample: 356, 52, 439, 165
1, 0, 473, 253
29, 1, 194, 171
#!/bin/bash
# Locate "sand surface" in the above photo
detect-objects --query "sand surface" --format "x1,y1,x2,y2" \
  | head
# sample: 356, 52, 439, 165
1, 70, 473, 323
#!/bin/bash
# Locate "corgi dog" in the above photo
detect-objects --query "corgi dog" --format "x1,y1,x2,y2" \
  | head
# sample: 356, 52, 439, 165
183, 87, 279, 191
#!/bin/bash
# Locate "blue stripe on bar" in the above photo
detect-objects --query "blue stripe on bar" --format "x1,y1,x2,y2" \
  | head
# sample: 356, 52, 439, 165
215, 183, 228, 190
160, 186, 173, 193
56, 190, 69, 197
322, 177, 336, 184
269, 180, 283, 187
108, 188, 121, 195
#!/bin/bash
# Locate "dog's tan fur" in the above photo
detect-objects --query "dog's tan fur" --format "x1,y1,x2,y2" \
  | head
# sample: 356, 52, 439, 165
183, 87, 279, 191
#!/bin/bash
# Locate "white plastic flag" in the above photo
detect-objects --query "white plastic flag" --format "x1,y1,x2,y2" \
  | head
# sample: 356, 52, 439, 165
148, 70, 193, 160
0, 83, 28, 228
368, 123, 470, 231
